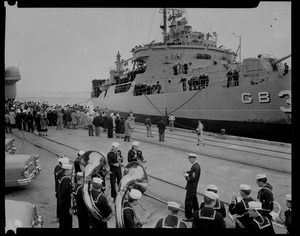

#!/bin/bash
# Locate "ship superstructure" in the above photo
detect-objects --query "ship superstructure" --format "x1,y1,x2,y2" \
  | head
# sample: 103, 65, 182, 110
91, 8, 291, 142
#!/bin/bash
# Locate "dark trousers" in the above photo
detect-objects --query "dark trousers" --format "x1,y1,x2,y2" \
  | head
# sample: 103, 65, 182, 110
5, 122, 12, 133
185, 191, 199, 219
88, 124, 94, 136
58, 200, 72, 228
124, 136, 131, 142
159, 131, 165, 141
77, 212, 90, 228
27, 121, 34, 132
107, 127, 113, 138
110, 168, 122, 200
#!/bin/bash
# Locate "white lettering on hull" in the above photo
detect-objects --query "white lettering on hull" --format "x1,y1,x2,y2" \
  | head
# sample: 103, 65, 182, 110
241, 90, 291, 113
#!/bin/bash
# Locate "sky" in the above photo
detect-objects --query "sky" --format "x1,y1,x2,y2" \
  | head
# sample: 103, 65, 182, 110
4, 2, 291, 94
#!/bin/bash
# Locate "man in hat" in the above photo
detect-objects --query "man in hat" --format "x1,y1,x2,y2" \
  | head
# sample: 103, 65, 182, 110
183, 153, 201, 222
200, 184, 226, 218
54, 155, 69, 221
155, 201, 187, 228
123, 189, 144, 228
247, 201, 275, 233
284, 194, 292, 233
168, 113, 175, 132
157, 117, 166, 142
124, 115, 134, 142
192, 191, 226, 229
72, 172, 90, 228
58, 163, 73, 228
107, 142, 123, 201
89, 177, 113, 228
127, 141, 146, 164
228, 184, 254, 229
256, 174, 274, 219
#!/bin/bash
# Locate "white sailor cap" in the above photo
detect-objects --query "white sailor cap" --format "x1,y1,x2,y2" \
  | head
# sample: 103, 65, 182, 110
256, 174, 267, 180
204, 190, 219, 200
286, 194, 291, 201
207, 184, 218, 192
248, 201, 262, 210
59, 157, 70, 164
112, 142, 120, 148
76, 172, 83, 177
167, 201, 180, 210
187, 153, 198, 159
129, 189, 142, 200
132, 141, 139, 147
92, 177, 103, 185
240, 184, 251, 191
78, 150, 85, 156
62, 163, 73, 170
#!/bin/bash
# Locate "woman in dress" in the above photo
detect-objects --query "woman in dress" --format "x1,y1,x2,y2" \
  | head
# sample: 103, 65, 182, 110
40, 113, 49, 136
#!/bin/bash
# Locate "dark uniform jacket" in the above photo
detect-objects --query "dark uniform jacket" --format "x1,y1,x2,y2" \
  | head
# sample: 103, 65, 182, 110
92, 115, 102, 127
185, 161, 201, 193
123, 201, 142, 228
54, 165, 63, 197
127, 149, 144, 163
107, 150, 122, 171
58, 174, 73, 204
155, 215, 187, 228
72, 184, 89, 216
248, 215, 275, 234
157, 119, 166, 132
257, 183, 274, 217
284, 208, 292, 233
89, 189, 112, 228
228, 196, 254, 228
200, 198, 226, 218
192, 207, 226, 229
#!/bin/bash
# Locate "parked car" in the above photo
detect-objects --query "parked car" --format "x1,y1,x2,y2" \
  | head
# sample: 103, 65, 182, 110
5, 199, 43, 233
5, 152, 42, 187
5, 137, 17, 154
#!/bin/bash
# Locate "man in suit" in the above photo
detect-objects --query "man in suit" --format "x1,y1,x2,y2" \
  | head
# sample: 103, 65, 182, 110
183, 153, 201, 222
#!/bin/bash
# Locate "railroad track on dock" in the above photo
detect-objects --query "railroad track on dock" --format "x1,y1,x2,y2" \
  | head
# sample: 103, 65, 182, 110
132, 126, 291, 161
11, 131, 287, 229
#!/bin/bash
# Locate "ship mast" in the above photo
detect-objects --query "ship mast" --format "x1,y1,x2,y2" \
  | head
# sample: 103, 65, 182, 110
160, 8, 167, 44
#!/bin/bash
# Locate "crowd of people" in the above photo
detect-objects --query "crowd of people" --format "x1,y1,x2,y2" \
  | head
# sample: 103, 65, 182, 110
5, 99, 291, 232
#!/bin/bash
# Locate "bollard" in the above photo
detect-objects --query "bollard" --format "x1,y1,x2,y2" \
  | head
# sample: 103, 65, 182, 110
221, 129, 226, 135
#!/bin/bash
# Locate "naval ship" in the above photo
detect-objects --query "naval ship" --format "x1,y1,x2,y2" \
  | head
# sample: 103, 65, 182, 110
91, 8, 291, 143
5, 66, 21, 101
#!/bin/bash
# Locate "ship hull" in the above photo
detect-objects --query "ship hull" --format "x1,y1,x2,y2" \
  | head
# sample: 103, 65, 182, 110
92, 75, 291, 143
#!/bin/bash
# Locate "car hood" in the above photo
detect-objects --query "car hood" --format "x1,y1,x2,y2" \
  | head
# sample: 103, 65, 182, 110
5, 154, 34, 169
5, 199, 34, 233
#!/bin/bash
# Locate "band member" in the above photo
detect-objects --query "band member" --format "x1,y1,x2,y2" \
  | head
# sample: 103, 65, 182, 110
88, 177, 113, 228
107, 142, 123, 201
228, 184, 254, 229
72, 150, 87, 184
284, 194, 292, 233
58, 163, 73, 228
127, 141, 146, 163
183, 153, 201, 222
155, 201, 187, 228
72, 172, 90, 228
256, 174, 274, 219
247, 201, 275, 233
192, 191, 226, 229
123, 189, 144, 228
199, 184, 226, 218
54, 156, 69, 221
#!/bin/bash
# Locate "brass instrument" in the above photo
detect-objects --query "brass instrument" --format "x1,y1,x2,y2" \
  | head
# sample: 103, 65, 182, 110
81, 150, 112, 222
115, 161, 148, 228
